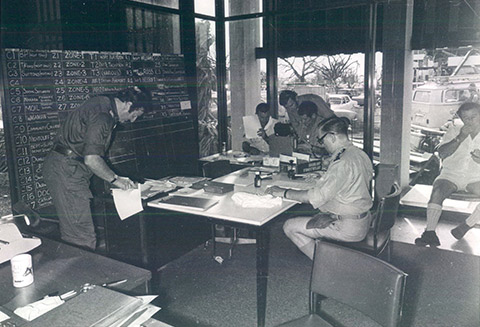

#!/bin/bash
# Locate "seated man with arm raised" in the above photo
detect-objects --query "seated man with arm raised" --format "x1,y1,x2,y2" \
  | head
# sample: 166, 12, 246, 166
415, 102, 480, 246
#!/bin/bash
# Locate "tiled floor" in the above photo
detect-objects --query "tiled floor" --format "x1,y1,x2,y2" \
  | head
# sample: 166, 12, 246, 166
392, 213, 480, 256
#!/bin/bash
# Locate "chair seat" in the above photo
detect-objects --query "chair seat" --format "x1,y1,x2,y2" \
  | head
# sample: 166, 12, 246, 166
329, 229, 389, 256
277, 314, 332, 327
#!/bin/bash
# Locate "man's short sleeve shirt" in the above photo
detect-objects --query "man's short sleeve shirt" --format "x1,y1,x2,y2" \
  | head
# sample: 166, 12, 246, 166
307, 144, 373, 215
56, 96, 117, 157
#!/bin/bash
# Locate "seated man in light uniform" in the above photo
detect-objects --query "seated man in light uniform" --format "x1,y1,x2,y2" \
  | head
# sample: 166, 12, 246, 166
265, 117, 373, 260
416, 102, 480, 246
242, 102, 278, 155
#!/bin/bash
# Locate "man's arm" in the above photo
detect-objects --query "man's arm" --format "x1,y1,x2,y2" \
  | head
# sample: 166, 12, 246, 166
265, 186, 311, 203
84, 154, 136, 190
437, 127, 469, 159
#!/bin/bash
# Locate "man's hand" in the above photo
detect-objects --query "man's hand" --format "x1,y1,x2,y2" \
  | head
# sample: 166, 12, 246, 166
264, 185, 285, 197
113, 176, 137, 190
257, 128, 267, 139
471, 149, 480, 164
306, 213, 336, 229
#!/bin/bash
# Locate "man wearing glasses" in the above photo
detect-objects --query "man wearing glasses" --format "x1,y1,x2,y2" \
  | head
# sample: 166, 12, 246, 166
265, 117, 373, 260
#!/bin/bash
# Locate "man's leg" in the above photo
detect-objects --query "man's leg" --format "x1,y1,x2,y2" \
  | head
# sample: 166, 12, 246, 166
451, 181, 480, 239
283, 217, 316, 260
43, 154, 96, 250
415, 179, 457, 246
283, 213, 361, 260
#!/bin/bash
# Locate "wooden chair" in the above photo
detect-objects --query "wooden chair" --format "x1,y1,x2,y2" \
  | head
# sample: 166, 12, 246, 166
328, 163, 401, 261
202, 160, 255, 261
276, 241, 407, 327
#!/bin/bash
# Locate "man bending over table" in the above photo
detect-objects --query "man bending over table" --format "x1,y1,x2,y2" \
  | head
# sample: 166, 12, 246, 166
265, 117, 373, 260
415, 102, 480, 246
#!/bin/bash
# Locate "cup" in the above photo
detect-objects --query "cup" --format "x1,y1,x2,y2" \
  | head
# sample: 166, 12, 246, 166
11, 253, 34, 288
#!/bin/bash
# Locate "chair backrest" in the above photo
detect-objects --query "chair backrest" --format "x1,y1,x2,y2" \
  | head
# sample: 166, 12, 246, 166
202, 160, 232, 179
311, 241, 407, 327
373, 164, 401, 233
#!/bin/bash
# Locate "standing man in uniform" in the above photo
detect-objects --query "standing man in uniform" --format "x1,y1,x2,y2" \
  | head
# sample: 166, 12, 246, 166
265, 117, 373, 260
279, 90, 335, 135
43, 87, 151, 250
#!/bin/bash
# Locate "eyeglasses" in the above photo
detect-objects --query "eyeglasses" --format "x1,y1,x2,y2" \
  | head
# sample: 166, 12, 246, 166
317, 132, 334, 145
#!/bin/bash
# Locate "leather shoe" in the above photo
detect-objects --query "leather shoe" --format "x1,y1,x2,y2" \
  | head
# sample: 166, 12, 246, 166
415, 231, 440, 246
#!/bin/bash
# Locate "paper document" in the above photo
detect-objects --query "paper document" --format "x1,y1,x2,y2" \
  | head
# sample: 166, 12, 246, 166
243, 115, 262, 139
112, 184, 143, 220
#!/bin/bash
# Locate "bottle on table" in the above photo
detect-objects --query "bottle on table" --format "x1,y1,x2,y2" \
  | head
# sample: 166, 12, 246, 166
254, 172, 262, 188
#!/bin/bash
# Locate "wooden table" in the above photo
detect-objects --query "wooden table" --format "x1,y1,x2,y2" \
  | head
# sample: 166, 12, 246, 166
148, 168, 316, 327
0, 237, 152, 315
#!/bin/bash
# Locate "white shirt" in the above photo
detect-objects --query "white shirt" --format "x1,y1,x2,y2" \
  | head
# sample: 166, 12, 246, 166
440, 125, 480, 179
307, 144, 373, 215
246, 116, 278, 153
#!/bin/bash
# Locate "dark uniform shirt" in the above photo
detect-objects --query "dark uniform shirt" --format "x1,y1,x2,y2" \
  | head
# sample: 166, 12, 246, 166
56, 96, 119, 157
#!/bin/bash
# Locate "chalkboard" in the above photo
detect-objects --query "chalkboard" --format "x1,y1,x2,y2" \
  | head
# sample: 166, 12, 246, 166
1, 48, 195, 211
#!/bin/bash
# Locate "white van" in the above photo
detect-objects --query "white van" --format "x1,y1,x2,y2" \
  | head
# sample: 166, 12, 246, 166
411, 77, 480, 129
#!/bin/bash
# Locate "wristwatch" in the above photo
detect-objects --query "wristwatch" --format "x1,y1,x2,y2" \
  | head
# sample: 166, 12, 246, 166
110, 175, 118, 184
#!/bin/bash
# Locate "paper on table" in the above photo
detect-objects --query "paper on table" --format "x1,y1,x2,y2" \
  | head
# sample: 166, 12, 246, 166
112, 184, 143, 220
243, 115, 262, 139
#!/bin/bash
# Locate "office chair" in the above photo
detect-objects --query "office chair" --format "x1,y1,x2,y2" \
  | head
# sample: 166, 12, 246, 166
328, 163, 401, 261
202, 160, 255, 261
276, 241, 407, 327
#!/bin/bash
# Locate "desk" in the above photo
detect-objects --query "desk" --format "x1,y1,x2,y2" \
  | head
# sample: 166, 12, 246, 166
0, 237, 152, 314
148, 168, 316, 327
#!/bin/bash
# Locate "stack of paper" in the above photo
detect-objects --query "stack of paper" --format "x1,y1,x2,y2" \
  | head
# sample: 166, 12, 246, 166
26, 286, 160, 327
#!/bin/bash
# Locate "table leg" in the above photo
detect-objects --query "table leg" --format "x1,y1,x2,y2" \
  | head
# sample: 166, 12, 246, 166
256, 227, 270, 327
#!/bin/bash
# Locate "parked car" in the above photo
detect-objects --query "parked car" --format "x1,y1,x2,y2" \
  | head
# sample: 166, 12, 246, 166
327, 94, 358, 121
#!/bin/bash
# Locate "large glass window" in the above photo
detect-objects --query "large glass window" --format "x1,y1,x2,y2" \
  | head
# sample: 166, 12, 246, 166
196, 18, 218, 157
132, 0, 178, 9
225, 0, 262, 17
126, 7, 180, 54
195, 0, 215, 16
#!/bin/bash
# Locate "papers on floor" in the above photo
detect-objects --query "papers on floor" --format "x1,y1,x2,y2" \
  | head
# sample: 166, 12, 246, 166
243, 115, 262, 139
112, 184, 143, 220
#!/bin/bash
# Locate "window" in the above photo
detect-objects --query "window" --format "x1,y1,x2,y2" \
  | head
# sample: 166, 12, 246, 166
126, 7, 180, 54
196, 18, 218, 157
413, 90, 431, 103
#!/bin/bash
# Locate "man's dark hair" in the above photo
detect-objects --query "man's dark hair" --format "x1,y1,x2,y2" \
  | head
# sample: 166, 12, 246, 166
255, 102, 270, 114
115, 86, 152, 112
458, 102, 480, 117
279, 90, 297, 106
298, 101, 318, 117
319, 116, 349, 136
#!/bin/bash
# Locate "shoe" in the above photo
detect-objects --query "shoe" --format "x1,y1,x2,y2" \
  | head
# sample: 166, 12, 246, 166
451, 223, 472, 240
415, 231, 441, 247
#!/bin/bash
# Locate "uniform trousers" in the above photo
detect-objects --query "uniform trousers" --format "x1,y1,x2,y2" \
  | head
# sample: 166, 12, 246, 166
43, 151, 96, 249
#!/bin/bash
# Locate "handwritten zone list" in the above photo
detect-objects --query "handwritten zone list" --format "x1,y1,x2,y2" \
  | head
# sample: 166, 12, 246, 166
2, 48, 191, 210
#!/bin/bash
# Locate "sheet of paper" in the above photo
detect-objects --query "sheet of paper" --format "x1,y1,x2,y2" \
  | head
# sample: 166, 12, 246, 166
112, 184, 143, 220
243, 115, 262, 139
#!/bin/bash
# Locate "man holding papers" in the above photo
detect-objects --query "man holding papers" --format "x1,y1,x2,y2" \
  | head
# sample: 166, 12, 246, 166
43, 87, 150, 250
265, 117, 373, 260
242, 103, 278, 155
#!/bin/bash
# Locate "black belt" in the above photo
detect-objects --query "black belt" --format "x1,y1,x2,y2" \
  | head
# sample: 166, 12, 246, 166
53, 144, 83, 161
